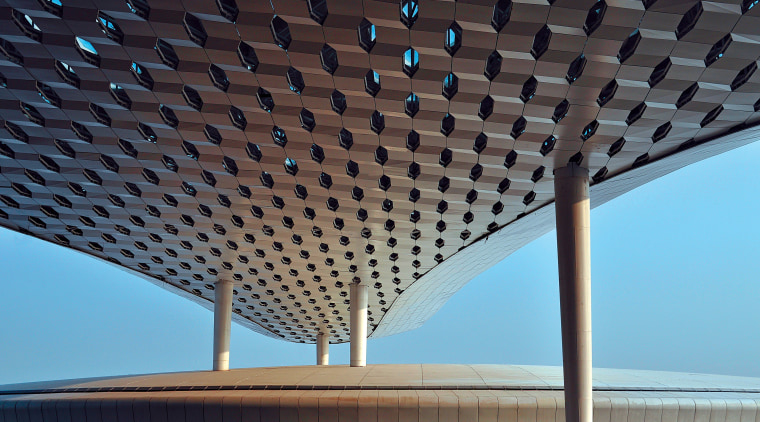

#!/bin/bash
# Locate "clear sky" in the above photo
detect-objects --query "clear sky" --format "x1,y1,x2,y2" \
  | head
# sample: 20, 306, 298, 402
1, 142, 759, 385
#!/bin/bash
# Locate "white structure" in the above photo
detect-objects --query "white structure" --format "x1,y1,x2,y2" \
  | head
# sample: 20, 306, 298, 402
554, 164, 593, 422
349, 283, 369, 368
212, 280, 233, 371
1, 1, 759, 420
316, 332, 329, 366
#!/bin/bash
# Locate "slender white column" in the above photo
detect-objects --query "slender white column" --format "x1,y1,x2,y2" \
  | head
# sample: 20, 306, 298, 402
553, 163, 592, 422
316, 332, 329, 366
349, 282, 368, 367
212, 280, 233, 371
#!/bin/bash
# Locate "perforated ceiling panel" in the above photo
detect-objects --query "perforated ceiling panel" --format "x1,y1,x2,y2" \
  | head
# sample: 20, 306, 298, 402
0, 0, 759, 343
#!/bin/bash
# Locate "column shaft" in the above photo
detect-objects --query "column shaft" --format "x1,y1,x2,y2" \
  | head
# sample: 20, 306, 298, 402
213, 280, 233, 371
553, 163, 592, 422
349, 283, 368, 367
316, 332, 329, 365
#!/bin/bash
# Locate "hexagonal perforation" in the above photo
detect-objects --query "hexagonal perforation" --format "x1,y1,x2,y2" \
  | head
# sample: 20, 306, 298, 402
0, 0, 753, 344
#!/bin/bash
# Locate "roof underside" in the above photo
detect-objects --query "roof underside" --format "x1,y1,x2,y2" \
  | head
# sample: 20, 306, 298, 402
0, 0, 759, 343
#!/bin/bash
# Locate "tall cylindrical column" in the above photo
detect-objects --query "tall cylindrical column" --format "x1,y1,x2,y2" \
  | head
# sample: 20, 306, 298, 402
316, 332, 329, 365
349, 282, 368, 367
213, 280, 233, 371
554, 163, 592, 422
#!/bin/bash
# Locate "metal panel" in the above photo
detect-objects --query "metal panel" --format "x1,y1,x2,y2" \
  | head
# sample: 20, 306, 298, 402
0, 0, 758, 343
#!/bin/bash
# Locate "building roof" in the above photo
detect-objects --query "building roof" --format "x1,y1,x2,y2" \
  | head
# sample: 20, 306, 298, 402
0, 0, 759, 343
4, 366, 760, 422
3, 365, 760, 393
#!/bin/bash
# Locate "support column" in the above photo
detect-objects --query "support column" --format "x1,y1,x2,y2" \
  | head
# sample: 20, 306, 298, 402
213, 280, 233, 371
349, 282, 368, 367
553, 163, 592, 422
316, 332, 329, 366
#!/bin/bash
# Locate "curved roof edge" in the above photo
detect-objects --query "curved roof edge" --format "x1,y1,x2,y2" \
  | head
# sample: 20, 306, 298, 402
3, 118, 757, 343
371, 121, 760, 339
3, 365, 760, 393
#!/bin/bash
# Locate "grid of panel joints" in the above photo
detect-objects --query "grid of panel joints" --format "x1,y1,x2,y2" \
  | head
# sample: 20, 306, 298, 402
1, 0, 760, 342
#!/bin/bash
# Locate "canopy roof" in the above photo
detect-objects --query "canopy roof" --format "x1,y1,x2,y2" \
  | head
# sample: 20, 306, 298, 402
0, 0, 758, 342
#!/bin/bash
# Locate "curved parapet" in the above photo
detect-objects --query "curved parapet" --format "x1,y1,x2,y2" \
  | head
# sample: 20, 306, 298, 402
2, 365, 760, 422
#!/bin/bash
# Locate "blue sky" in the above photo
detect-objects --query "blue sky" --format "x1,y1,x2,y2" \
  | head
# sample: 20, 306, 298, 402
1, 142, 759, 384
